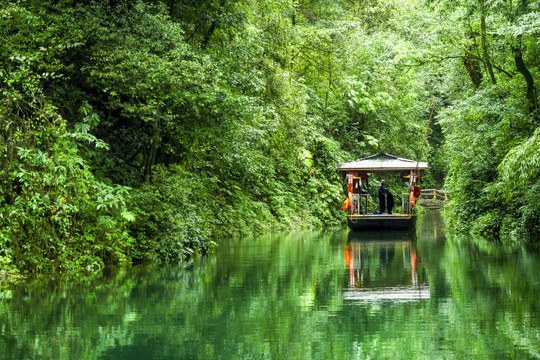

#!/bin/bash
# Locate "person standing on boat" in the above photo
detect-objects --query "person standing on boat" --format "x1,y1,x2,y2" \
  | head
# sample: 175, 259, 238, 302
378, 179, 386, 213
386, 190, 394, 214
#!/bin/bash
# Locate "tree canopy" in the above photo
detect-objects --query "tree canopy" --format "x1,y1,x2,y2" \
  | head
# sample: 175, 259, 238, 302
1, 0, 538, 276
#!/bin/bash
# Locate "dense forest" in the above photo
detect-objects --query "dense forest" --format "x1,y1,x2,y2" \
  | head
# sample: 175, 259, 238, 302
1, 0, 538, 276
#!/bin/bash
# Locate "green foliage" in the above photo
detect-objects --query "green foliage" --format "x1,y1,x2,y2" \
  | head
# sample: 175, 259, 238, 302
440, 83, 530, 233
494, 127, 540, 241
438, 37, 539, 241
0, 98, 134, 274
415, 0, 540, 241
0, 3, 133, 275
3, 0, 539, 275
128, 165, 215, 262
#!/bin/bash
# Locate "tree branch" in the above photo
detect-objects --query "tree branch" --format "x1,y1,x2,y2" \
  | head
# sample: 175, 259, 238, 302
404, 55, 513, 78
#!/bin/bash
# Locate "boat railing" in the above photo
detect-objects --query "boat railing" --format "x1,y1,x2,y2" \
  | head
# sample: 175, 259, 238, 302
348, 193, 369, 215
349, 191, 432, 215
402, 193, 413, 214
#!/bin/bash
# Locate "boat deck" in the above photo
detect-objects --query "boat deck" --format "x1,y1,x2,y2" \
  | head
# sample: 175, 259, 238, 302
348, 213, 413, 218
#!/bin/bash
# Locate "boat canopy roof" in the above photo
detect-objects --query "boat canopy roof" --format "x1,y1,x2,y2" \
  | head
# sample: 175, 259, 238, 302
337, 152, 428, 174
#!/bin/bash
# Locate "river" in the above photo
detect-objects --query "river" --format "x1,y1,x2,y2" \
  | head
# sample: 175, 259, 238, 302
1, 210, 540, 359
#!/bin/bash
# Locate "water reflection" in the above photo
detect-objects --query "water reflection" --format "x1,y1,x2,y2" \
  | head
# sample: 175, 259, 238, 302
344, 231, 429, 303
1, 211, 540, 359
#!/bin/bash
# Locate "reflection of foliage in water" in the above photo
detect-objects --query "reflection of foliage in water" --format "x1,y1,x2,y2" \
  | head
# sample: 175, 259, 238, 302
1, 224, 540, 359
0, 231, 349, 359
441, 235, 540, 359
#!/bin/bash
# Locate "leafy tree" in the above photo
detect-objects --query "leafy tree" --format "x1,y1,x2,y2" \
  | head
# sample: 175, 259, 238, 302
0, 4, 134, 275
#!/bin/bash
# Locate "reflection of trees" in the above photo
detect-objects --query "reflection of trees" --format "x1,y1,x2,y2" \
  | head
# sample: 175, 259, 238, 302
0, 231, 352, 359
1, 222, 540, 359
441, 236, 540, 359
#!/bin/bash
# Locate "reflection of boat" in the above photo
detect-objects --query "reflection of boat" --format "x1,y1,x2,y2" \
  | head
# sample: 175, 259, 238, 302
347, 229, 416, 242
343, 286, 430, 302
343, 237, 428, 302
337, 152, 428, 230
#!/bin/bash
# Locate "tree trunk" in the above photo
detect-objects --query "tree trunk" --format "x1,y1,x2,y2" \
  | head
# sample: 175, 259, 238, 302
144, 130, 160, 185
168, 0, 176, 19
463, 51, 483, 90
201, 0, 226, 49
463, 28, 483, 90
513, 41, 539, 118
508, 0, 539, 120
201, 21, 217, 49
479, 0, 496, 84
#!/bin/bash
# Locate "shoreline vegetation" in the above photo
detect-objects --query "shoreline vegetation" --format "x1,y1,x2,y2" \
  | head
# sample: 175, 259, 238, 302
1, 0, 538, 277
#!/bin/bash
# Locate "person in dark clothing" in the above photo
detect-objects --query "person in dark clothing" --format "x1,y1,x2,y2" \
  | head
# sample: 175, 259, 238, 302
378, 179, 386, 213
386, 190, 394, 214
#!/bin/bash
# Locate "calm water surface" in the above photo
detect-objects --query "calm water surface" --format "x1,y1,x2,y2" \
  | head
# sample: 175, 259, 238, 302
2, 210, 540, 359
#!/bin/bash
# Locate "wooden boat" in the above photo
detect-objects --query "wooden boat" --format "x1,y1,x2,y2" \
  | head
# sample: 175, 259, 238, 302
347, 213, 417, 230
337, 152, 428, 230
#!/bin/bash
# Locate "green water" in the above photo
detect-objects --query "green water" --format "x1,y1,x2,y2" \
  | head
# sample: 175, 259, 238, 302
1, 210, 540, 359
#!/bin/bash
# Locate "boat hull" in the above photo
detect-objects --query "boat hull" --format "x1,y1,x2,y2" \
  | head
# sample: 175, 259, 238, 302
347, 214, 416, 230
